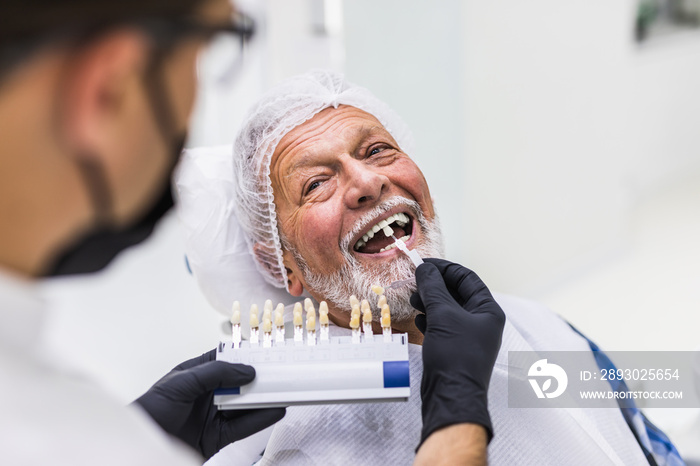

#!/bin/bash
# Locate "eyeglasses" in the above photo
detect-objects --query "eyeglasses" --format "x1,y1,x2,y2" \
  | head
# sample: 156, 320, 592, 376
196, 11, 256, 86
144, 10, 256, 87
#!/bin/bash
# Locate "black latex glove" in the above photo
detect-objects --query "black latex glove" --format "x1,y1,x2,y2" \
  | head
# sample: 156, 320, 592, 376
134, 350, 286, 460
410, 258, 506, 448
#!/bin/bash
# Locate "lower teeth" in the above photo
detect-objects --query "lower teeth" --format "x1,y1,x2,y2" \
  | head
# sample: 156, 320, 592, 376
379, 235, 411, 253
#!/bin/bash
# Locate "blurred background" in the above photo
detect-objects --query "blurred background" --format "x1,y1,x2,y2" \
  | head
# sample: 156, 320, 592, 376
41, 0, 700, 459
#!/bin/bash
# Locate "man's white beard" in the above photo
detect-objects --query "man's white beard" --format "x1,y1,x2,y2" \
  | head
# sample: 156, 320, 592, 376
285, 197, 445, 323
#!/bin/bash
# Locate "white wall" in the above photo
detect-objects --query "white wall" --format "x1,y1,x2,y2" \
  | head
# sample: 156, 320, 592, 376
343, 0, 700, 299
459, 0, 635, 295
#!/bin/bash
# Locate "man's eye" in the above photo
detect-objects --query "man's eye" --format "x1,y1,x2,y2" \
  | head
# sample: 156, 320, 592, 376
369, 147, 384, 156
306, 180, 321, 194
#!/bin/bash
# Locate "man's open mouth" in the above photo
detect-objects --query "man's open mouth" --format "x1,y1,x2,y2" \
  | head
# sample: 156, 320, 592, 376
352, 212, 414, 254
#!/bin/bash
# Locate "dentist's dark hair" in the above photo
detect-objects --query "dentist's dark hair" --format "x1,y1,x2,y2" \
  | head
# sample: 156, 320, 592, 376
0, 0, 205, 80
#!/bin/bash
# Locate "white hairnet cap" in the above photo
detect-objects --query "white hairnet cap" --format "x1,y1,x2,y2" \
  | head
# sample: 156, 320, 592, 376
174, 145, 295, 317
231, 69, 416, 289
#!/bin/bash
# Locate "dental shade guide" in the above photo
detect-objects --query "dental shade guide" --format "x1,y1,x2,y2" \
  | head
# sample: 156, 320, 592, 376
391, 235, 423, 267
214, 295, 409, 410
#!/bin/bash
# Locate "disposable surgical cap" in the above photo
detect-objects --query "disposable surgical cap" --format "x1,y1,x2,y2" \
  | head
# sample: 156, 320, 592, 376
231, 69, 416, 289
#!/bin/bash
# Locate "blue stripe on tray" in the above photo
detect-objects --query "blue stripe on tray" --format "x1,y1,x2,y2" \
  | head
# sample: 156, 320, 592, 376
214, 387, 241, 395
383, 360, 410, 388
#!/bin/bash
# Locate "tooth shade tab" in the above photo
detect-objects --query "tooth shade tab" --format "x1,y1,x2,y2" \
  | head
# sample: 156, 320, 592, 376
306, 301, 316, 316
319, 301, 329, 315
349, 295, 360, 308
275, 303, 284, 319
349, 315, 360, 329
377, 295, 387, 308
262, 317, 272, 333
250, 312, 259, 328
264, 299, 273, 312
381, 314, 391, 327
230, 309, 241, 325
360, 299, 370, 313
391, 234, 424, 267
362, 309, 372, 323
371, 284, 384, 295
304, 298, 314, 312
378, 235, 410, 253
293, 302, 303, 315
351, 304, 361, 318
320, 312, 329, 325
306, 314, 316, 330
381, 304, 391, 317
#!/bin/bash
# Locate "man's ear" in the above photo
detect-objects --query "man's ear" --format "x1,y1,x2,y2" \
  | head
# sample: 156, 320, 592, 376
281, 248, 305, 297
252, 242, 305, 297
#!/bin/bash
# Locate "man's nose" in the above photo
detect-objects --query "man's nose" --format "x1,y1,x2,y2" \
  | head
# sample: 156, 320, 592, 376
343, 159, 389, 209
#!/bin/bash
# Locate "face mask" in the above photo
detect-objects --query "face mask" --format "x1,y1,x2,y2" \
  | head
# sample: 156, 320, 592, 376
44, 137, 184, 276
44, 51, 185, 277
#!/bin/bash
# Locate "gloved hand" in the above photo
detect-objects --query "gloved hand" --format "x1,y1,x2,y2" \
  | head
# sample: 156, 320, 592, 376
134, 350, 286, 460
410, 258, 506, 448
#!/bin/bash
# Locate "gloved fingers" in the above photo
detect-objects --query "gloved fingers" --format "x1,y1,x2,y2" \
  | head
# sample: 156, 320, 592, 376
173, 349, 218, 371
415, 262, 459, 316
409, 291, 425, 312
414, 312, 427, 334
480, 302, 507, 328
218, 408, 286, 444
423, 258, 495, 310
158, 361, 255, 401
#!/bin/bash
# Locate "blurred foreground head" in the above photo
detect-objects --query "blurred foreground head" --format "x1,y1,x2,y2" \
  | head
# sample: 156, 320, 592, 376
0, 0, 248, 277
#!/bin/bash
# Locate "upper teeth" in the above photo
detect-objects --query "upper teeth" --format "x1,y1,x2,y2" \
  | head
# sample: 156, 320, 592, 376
354, 212, 410, 251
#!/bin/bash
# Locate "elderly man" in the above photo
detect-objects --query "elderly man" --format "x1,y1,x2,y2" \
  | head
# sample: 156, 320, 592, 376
178, 70, 679, 465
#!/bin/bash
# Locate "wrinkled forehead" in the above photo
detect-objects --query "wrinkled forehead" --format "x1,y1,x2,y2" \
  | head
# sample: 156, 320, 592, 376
269, 105, 397, 185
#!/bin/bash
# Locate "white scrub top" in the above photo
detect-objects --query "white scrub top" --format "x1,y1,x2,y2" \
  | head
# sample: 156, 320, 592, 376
0, 269, 201, 465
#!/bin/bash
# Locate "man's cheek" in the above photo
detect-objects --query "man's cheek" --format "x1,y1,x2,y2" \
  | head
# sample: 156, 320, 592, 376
301, 214, 340, 253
